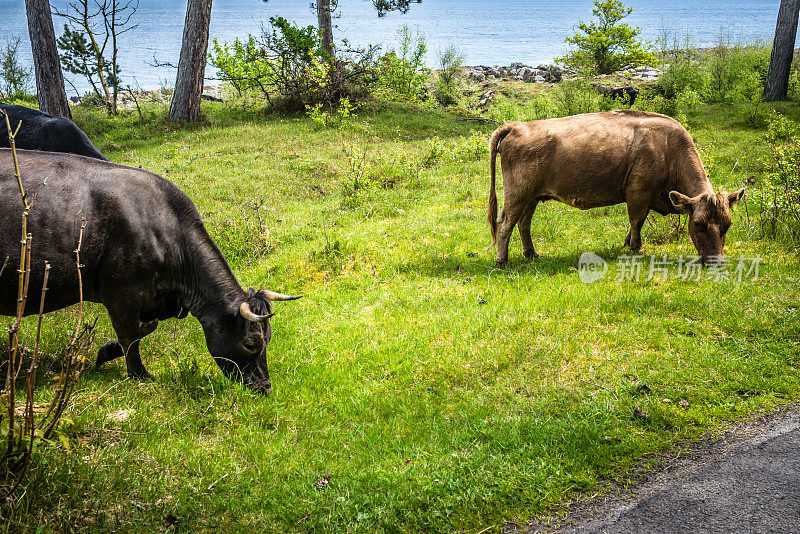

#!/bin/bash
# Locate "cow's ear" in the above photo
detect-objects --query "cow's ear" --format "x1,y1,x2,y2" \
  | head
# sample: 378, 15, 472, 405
728, 187, 745, 207
669, 191, 695, 213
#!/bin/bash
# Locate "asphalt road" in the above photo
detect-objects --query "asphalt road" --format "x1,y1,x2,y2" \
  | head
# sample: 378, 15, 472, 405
560, 409, 800, 534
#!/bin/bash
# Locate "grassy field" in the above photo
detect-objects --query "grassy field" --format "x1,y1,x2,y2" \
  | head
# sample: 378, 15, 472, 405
2, 87, 799, 533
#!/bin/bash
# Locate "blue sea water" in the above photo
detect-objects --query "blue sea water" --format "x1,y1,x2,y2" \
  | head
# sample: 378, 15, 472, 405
0, 0, 785, 95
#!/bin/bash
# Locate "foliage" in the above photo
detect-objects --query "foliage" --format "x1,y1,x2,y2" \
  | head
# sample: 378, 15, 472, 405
703, 36, 771, 104
57, 25, 120, 98
375, 25, 429, 101
434, 45, 464, 106
53, 0, 138, 115
306, 97, 356, 129
654, 32, 704, 99
559, 0, 655, 74
0, 38, 32, 99
752, 110, 800, 247
209, 35, 269, 96
655, 31, 771, 108
372, 0, 421, 16
210, 17, 377, 110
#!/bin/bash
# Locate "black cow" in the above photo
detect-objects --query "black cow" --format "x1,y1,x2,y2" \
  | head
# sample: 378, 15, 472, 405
0, 103, 108, 160
593, 85, 639, 106
0, 149, 301, 394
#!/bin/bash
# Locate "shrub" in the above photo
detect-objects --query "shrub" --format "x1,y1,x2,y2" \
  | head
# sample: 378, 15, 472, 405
210, 17, 377, 110
753, 111, 800, 248
434, 45, 463, 106
375, 25, 428, 101
559, 0, 655, 74
552, 78, 602, 116
0, 38, 32, 99
306, 97, 357, 129
210, 35, 271, 96
656, 49, 705, 99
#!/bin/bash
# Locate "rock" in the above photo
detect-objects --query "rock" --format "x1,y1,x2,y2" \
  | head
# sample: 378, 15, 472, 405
521, 67, 535, 82
544, 70, 562, 83
468, 70, 486, 82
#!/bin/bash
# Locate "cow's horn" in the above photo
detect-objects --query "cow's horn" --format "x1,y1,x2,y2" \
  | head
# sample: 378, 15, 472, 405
263, 291, 303, 301
239, 302, 273, 322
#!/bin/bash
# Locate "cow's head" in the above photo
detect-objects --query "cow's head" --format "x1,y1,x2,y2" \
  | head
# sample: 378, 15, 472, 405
669, 188, 745, 264
203, 288, 301, 394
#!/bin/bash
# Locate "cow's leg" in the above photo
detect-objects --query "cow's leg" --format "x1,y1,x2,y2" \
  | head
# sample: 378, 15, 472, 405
517, 200, 540, 259
625, 203, 650, 253
97, 306, 158, 379
495, 202, 525, 265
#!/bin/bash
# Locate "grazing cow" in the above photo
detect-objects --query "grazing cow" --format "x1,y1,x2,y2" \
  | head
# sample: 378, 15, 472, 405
0, 149, 300, 394
593, 84, 639, 105
488, 110, 744, 264
0, 103, 108, 160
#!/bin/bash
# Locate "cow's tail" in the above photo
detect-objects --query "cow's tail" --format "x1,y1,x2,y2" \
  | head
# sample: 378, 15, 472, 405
488, 123, 514, 246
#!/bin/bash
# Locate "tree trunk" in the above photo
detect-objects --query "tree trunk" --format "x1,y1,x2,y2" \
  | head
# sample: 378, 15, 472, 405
317, 0, 334, 57
764, 0, 800, 101
169, 0, 213, 122
24, 0, 71, 118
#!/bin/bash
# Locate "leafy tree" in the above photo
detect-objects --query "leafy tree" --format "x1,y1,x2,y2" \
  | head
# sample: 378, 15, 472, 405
434, 45, 463, 106
57, 25, 120, 105
559, 0, 654, 74
265, 0, 421, 59
53, 0, 138, 115
0, 38, 32, 98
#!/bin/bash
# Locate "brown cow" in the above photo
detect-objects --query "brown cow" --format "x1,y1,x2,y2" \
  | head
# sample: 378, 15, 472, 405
488, 110, 744, 264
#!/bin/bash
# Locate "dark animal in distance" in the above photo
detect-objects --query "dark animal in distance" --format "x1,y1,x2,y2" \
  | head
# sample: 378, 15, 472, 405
488, 110, 744, 264
593, 84, 639, 106
0, 149, 300, 394
0, 103, 108, 160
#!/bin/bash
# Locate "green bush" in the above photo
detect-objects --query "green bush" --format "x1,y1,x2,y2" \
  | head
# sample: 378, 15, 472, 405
559, 0, 656, 74
753, 111, 800, 248
306, 97, 357, 129
552, 78, 602, 116
209, 17, 376, 110
702, 40, 770, 104
657, 54, 705, 99
434, 45, 463, 106
210, 35, 271, 96
375, 25, 428, 101
655, 30, 770, 109
0, 37, 32, 99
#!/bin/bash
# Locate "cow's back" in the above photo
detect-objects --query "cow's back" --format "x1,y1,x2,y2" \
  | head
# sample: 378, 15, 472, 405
498, 111, 696, 209
0, 103, 108, 160
0, 149, 195, 314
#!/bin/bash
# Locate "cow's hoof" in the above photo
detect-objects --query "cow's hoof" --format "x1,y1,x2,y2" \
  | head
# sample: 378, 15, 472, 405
128, 369, 154, 381
96, 340, 123, 367
523, 251, 540, 260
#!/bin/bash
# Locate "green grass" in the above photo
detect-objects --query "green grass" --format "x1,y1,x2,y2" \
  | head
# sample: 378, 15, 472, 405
3, 92, 799, 533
